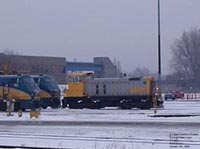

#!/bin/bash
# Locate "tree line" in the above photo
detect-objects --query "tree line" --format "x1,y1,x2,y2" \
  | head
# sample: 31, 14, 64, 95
2, 28, 200, 86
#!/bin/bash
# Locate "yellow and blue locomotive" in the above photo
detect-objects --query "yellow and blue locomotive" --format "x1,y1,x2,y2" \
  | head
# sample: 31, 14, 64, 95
0, 74, 41, 111
62, 72, 163, 109
32, 75, 61, 109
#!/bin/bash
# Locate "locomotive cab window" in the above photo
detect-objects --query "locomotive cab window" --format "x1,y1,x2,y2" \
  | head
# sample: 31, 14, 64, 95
14, 78, 19, 87
34, 78, 40, 84
72, 76, 80, 82
10, 78, 19, 87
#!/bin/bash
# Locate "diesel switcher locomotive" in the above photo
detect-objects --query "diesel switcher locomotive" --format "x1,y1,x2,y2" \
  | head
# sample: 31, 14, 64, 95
62, 72, 163, 109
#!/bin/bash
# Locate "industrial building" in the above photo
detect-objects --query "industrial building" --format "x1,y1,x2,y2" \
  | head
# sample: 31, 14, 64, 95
0, 53, 66, 84
66, 57, 121, 78
0, 53, 121, 84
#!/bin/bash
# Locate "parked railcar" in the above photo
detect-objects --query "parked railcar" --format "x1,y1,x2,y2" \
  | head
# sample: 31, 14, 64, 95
32, 75, 61, 109
62, 73, 163, 109
0, 75, 41, 111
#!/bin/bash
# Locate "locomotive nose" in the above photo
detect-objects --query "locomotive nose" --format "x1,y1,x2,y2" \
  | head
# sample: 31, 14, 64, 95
31, 89, 41, 99
50, 90, 60, 97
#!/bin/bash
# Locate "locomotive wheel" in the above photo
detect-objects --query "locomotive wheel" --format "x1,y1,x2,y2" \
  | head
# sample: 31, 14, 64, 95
14, 102, 20, 111
68, 103, 82, 109
119, 100, 132, 109
95, 103, 101, 109
139, 103, 152, 109
42, 106, 47, 109
93, 101, 101, 109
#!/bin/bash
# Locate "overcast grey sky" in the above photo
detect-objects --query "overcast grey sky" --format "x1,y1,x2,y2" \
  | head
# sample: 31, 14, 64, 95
0, 0, 200, 74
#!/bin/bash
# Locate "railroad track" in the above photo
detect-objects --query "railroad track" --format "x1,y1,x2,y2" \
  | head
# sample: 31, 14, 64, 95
0, 131, 200, 148
0, 120, 200, 127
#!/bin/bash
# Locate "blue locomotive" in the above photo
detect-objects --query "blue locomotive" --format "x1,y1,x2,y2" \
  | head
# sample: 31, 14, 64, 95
0, 75, 41, 111
32, 75, 61, 109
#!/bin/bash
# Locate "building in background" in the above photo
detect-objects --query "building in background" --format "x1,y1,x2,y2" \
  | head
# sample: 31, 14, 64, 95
0, 53, 66, 84
0, 54, 121, 84
66, 57, 121, 79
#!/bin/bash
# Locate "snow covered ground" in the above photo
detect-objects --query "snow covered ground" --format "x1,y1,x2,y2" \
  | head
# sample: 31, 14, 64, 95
0, 100, 200, 149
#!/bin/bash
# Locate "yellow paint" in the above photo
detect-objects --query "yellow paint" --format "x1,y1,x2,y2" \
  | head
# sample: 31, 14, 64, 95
0, 86, 31, 100
145, 76, 154, 96
129, 87, 147, 95
66, 82, 86, 97
34, 95, 40, 100
129, 76, 154, 96
39, 90, 51, 98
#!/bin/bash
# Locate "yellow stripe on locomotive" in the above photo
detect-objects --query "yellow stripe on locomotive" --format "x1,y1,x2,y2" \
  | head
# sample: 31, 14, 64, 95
39, 90, 51, 98
0, 86, 32, 100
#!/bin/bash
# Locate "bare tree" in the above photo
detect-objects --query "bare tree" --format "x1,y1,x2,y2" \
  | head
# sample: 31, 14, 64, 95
3, 49, 20, 55
112, 57, 122, 77
3, 49, 21, 74
171, 28, 200, 82
129, 67, 150, 77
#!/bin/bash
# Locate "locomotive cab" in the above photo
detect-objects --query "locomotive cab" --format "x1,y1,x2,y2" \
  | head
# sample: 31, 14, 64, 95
62, 72, 94, 108
66, 72, 93, 97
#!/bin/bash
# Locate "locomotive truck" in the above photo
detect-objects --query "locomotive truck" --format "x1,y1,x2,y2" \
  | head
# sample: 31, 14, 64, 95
62, 72, 163, 109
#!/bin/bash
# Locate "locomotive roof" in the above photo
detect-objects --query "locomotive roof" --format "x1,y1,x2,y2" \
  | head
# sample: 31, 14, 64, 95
31, 74, 51, 78
68, 72, 94, 76
0, 74, 30, 78
91, 76, 154, 82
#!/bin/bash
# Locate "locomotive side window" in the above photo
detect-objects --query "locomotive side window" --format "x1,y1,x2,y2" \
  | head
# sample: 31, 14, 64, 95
103, 84, 106, 95
96, 84, 99, 95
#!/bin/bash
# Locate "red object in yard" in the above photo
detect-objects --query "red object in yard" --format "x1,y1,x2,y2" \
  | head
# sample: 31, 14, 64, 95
172, 91, 184, 98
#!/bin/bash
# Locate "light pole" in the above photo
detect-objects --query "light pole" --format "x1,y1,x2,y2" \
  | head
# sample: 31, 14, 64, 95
157, 0, 161, 80
154, 0, 162, 111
